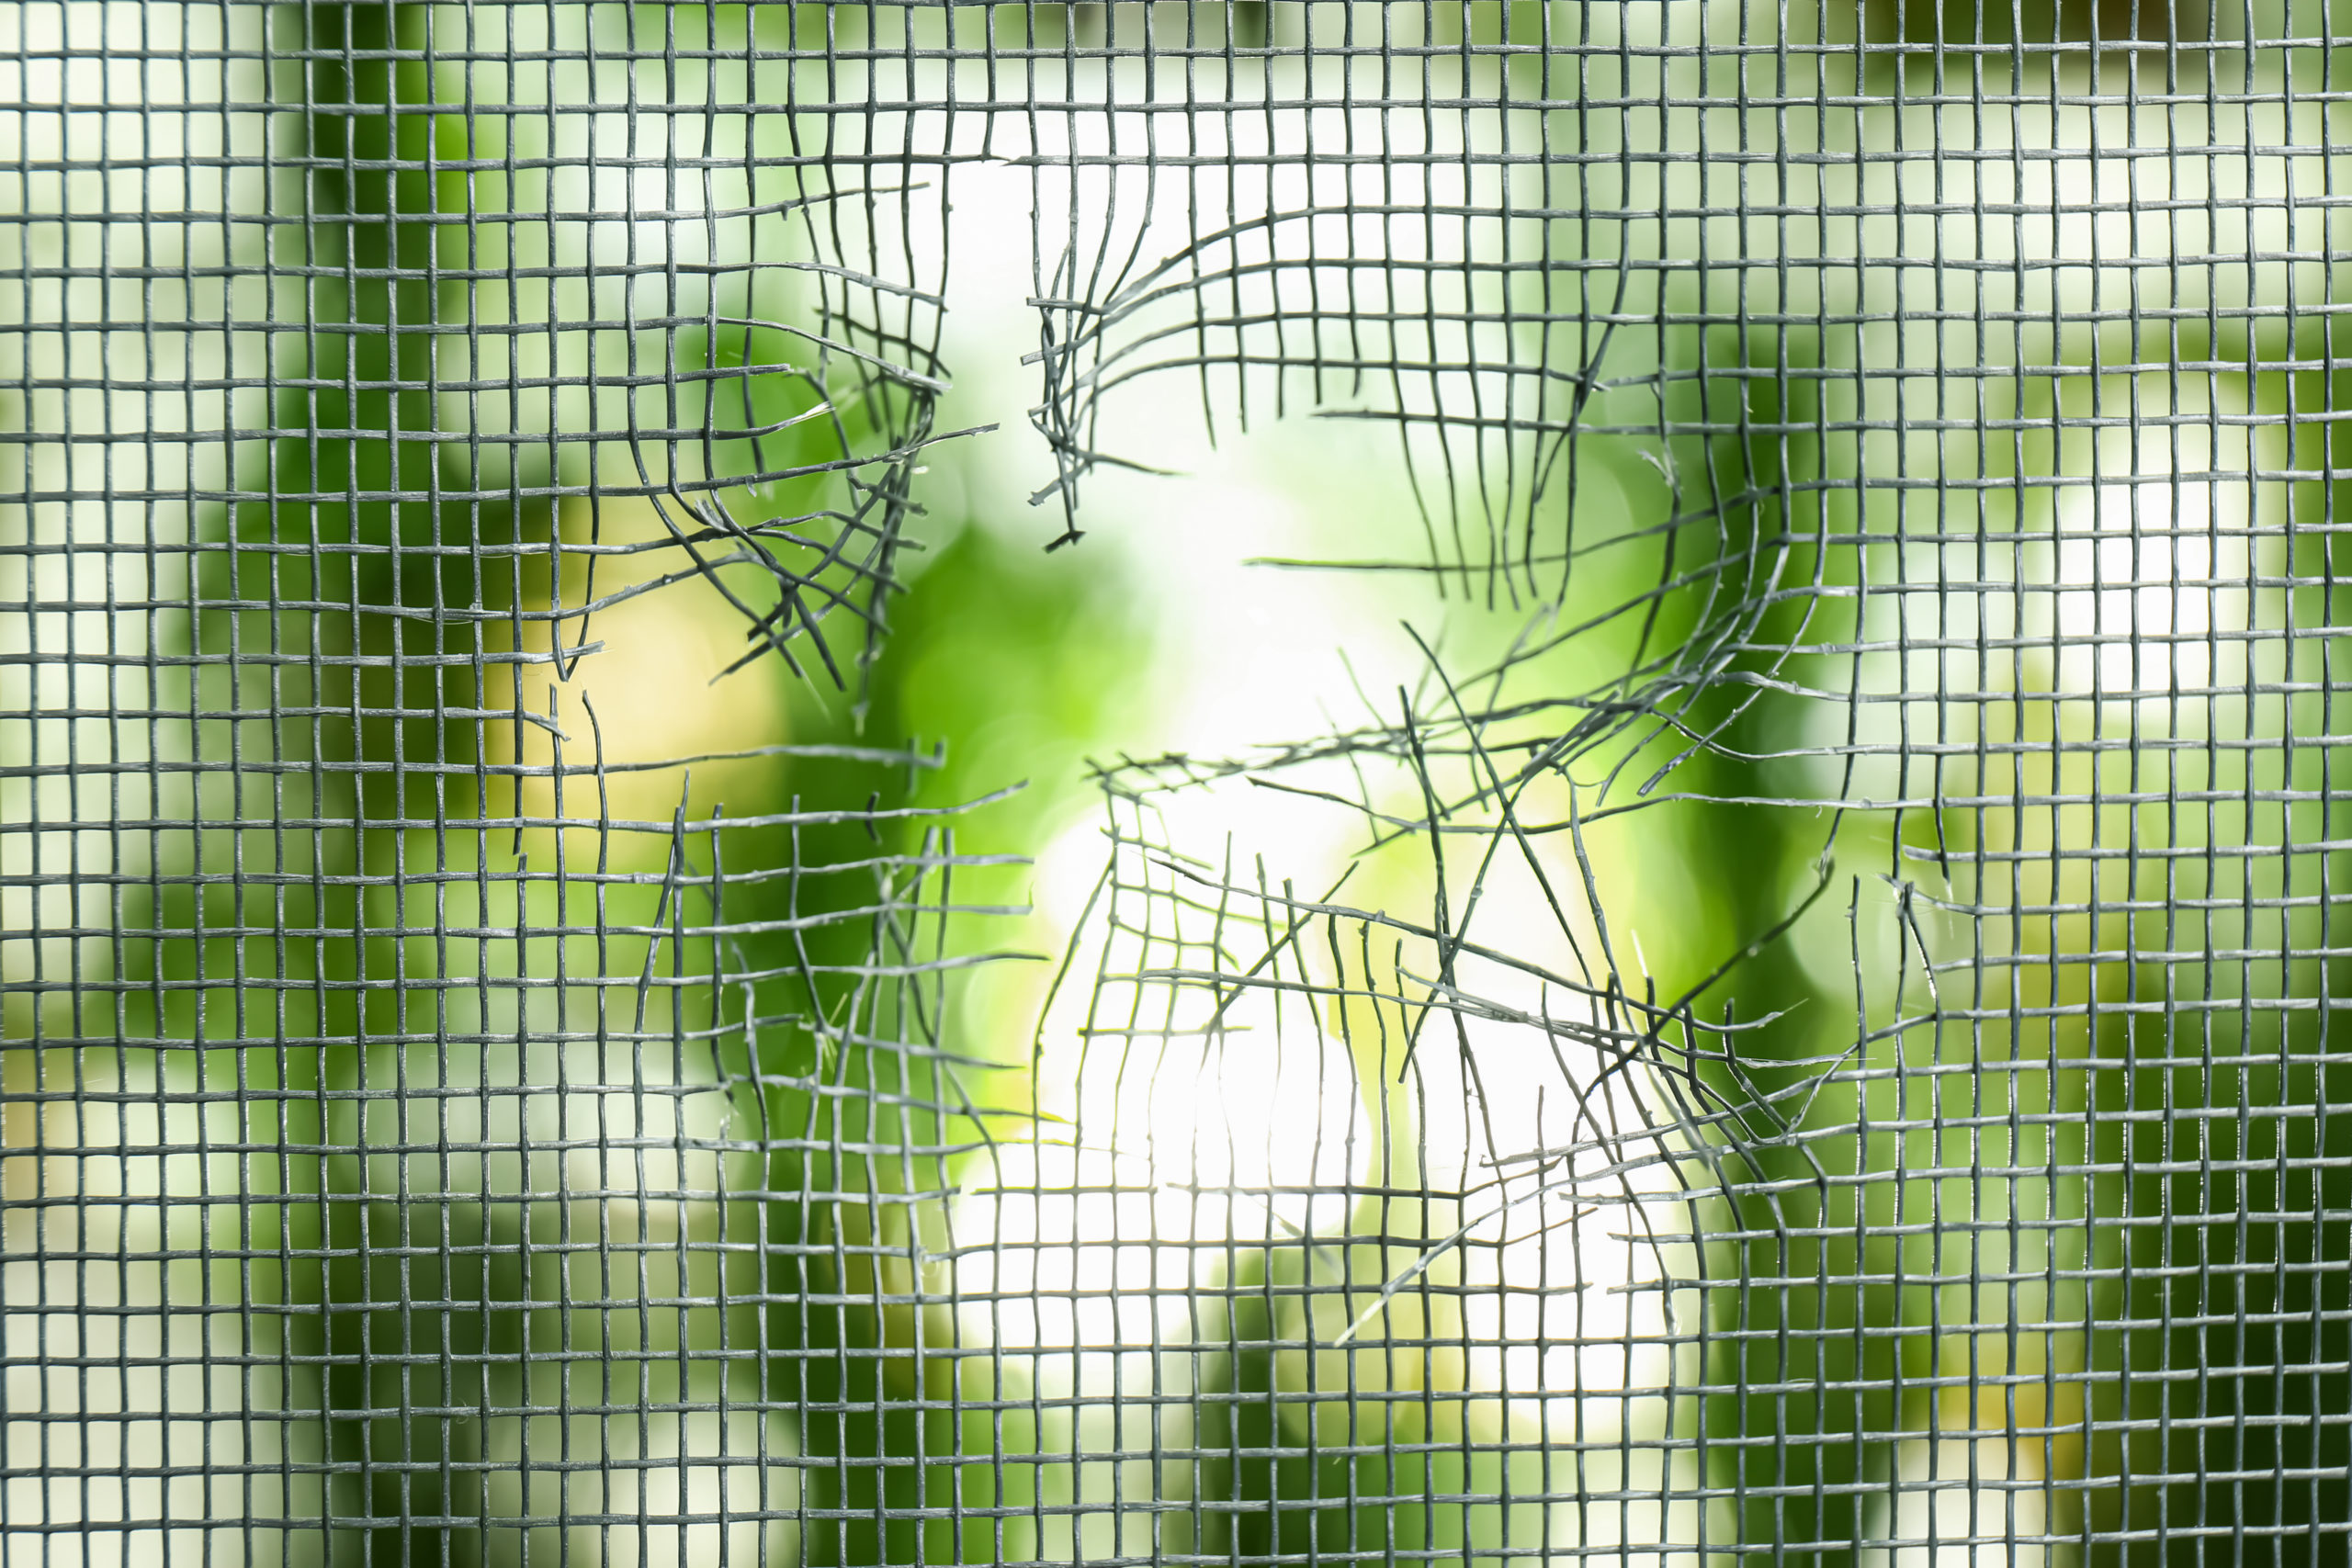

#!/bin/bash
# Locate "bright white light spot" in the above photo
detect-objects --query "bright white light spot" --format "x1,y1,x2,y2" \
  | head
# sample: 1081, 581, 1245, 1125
1871, 1437, 2049, 1568
2051, 475, 2233, 704
1411, 1000, 1686, 1413
955, 814, 1368, 1359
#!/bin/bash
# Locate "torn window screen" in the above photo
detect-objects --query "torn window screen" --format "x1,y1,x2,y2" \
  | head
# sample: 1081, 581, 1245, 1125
2, 4, 2344, 1566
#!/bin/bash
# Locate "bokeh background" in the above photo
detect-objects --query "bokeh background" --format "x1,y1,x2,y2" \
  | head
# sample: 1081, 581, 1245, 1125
6, 4, 2350, 1567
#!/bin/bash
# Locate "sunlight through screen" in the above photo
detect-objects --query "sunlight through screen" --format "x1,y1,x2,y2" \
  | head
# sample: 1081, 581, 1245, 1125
6, 3, 2349, 1567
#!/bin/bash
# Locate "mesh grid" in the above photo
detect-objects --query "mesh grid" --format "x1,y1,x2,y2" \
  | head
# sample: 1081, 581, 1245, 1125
5, 2, 2349, 1565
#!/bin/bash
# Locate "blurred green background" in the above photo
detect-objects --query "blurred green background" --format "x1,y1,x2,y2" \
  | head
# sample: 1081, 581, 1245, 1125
7, 1, 2352, 1566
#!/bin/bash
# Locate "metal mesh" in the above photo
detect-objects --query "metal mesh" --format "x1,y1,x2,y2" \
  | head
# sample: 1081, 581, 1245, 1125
4, 3, 2346, 1565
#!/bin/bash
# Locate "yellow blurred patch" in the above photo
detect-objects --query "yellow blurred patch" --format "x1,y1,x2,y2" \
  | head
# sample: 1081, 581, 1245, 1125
489, 498, 794, 838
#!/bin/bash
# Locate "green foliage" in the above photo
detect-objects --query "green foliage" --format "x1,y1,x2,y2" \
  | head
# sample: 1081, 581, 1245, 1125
45, 8, 2352, 1567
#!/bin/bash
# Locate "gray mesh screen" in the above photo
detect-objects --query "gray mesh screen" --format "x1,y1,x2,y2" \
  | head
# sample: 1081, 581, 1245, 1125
4, 3, 2343, 1565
